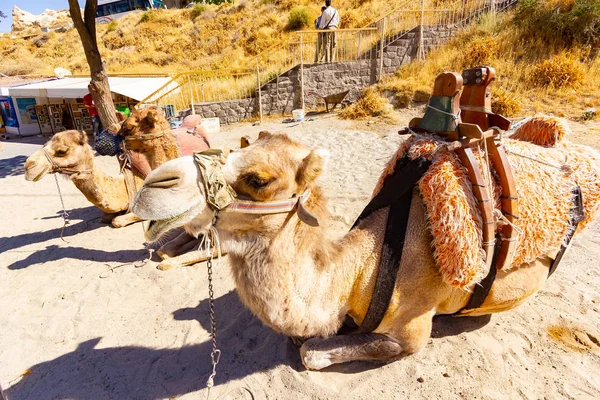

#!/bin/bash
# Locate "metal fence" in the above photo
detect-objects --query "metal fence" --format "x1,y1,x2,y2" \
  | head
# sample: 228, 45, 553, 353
137, 0, 518, 117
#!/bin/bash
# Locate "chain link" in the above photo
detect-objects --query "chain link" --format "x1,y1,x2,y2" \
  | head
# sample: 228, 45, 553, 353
204, 231, 221, 389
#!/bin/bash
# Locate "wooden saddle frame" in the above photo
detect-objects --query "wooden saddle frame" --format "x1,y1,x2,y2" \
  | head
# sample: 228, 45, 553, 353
404, 67, 519, 287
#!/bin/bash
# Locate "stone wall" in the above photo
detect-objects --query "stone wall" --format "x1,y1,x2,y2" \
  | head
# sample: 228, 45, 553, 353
194, 25, 454, 124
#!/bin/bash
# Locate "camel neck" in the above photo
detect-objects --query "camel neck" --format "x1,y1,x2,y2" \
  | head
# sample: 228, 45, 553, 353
222, 204, 381, 338
70, 161, 129, 214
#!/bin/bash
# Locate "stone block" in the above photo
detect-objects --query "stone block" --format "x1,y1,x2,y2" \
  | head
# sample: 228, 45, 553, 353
203, 111, 216, 118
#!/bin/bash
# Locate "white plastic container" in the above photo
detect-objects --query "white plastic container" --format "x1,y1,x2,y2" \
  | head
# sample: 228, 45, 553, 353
200, 117, 221, 134
292, 109, 305, 122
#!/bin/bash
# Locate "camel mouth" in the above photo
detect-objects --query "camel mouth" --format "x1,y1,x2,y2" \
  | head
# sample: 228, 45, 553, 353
143, 201, 206, 243
25, 167, 49, 182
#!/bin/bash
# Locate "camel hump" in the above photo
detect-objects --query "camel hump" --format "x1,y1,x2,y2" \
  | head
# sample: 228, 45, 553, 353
510, 115, 571, 147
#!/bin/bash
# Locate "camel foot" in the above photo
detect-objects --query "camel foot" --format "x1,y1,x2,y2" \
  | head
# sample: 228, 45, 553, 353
157, 260, 176, 271
101, 212, 119, 224
299, 334, 403, 370
112, 212, 143, 228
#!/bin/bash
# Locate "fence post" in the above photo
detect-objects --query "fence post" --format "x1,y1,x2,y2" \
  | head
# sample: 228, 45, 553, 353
188, 75, 195, 115
489, 0, 496, 14
256, 59, 263, 123
300, 32, 305, 111
357, 30, 362, 60
378, 17, 386, 81
418, 0, 425, 60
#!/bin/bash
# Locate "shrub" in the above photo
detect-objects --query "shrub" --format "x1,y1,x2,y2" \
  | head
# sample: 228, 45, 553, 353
515, 0, 600, 47
106, 20, 118, 32
340, 88, 391, 119
191, 4, 207, 19
491, 87, 522, 117
139, 11, 154, 23
461, 37, 498, 67
529, 53, 585, 87
286, 6, 313, 31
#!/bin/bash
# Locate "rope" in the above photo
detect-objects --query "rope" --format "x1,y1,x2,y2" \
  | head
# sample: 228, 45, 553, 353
493, 208, 524, 239
427, 105, 461, 120
52, 174, 70, 242
505, 149, 574, 175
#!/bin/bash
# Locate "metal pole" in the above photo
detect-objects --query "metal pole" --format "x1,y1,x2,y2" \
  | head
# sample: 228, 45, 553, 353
490, 0, 496, 15
379, 18, 386, 81
256, 58, 263, 123
418, 0, 425, 60
357, 30, 362, 60
300, 32, 305, 111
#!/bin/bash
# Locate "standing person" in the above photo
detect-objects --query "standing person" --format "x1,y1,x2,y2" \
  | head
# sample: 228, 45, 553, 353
83, 92, 102, 140
314, 6, 327, 63
318, 0, 340, 63
61, 107, 74, 130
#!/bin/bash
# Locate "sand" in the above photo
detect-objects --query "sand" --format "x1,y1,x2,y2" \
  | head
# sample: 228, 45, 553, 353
1, 112, 599, 400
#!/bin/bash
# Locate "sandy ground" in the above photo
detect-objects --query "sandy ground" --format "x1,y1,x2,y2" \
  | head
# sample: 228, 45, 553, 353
1, 112, 599, 400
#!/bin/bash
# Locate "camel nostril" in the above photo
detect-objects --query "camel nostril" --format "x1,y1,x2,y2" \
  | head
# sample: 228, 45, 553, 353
145, 176, 181, 189
24, 160, 36, 170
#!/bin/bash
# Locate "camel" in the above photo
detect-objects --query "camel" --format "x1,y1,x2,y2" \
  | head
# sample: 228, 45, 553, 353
24, 111, 212, 269
130, 131, 600, 370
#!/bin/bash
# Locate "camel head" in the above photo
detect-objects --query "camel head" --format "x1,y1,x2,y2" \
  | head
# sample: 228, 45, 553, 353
119, 107, 170, 139
24, 130, 93, 182
132, 132, 330, 242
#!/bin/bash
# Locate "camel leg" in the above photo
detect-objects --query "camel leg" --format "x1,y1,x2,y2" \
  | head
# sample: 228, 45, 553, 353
300, 310, 434, 370
111, 212, 143, 228
157, 231, 197, 259
156, 246, 227, 271
300, 333, 402, 370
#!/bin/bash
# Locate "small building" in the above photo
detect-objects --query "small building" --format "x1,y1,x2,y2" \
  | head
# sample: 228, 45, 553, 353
0, 75, 55, 136
4, 76, 172, 137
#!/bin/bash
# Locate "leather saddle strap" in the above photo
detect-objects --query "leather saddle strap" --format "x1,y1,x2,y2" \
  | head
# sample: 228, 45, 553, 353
352, 156, 431, 333
549, 186, 585, 277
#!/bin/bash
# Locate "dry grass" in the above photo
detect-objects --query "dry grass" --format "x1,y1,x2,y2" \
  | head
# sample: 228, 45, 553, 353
373, 3, 600, 120
0, 0, 396, 76
529, 53, 586, 88
340, 87, 391, 119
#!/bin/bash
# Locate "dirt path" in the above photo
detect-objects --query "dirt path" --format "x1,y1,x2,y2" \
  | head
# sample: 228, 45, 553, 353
1, 112, 599, 400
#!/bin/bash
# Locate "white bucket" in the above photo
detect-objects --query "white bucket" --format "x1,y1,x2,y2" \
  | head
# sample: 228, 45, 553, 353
292, 109, 305, 122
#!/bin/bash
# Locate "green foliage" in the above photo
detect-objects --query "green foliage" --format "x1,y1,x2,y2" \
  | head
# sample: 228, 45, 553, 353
286, 6, 313, 31
106, 20, 118, 32
191, 4, 207, 19
515, 0, 600, 47
193, 0, 234, 4
139, 11, 154, 23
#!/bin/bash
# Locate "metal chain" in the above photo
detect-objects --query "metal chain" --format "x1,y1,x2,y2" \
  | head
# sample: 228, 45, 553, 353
204, 229, 221, 393
53, 174, 70, 242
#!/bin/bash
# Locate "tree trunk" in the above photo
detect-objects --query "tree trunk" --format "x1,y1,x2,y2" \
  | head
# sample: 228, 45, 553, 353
68, 0, 119, 129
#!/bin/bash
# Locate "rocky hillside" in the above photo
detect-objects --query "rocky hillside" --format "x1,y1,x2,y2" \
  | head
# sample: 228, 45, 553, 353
0, 0, 392, 76
11, 6, 73, 33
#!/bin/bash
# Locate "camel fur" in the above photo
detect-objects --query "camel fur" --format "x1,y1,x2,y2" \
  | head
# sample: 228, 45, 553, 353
130, 131, 600, 370
371, 130, 600, 289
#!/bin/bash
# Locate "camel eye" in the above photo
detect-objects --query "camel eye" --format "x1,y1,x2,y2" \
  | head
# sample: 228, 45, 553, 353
55, 148, 68, 156
245, 174, 273, 189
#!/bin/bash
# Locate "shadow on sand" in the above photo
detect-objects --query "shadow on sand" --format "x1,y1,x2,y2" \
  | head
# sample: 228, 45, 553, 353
0, 155, 28, 178
6, 288, 496, 398
0, 206, 106, 254
6, 291, 295, 400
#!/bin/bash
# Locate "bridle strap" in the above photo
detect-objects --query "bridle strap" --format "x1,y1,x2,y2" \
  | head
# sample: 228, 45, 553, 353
41, 147, 91, 176
223, 189, 311, 215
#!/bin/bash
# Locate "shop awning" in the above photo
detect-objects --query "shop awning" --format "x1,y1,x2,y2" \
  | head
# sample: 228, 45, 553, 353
8, 77, 173, 101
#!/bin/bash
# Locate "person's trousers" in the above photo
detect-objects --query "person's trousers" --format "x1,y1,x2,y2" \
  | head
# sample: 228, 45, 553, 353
92, 115, 103, 139
315, 33, 325, 63
324, 29, 337, 63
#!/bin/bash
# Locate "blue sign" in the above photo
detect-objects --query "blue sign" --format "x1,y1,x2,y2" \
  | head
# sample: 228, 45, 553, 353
0, 96, 19, 128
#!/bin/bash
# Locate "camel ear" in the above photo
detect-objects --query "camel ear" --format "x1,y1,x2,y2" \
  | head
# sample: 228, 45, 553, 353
79, 130, 88, 145
146, 109, 160, 126
258, 131, 271, 140
296, 149, 329, 188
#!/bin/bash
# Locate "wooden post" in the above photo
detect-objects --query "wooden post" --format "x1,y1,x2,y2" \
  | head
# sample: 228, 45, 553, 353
379, 18, 386, 81
256, 58, 263, 123
300, 32, 305, 111
418, 0, 425, 60
188, 75, 195, 115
